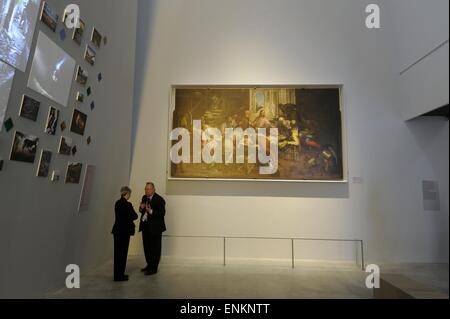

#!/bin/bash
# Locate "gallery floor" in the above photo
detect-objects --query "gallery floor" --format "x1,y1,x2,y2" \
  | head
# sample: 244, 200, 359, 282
45, 256, 449, 299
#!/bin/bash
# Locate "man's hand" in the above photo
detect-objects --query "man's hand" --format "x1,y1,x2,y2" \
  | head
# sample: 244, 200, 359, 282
146, 204, 152, 214
140, 202, 146, 210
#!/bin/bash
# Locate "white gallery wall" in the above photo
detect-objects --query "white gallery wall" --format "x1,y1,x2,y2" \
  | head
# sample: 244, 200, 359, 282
130, 0, 449, 264
0, 0, 137, 297
385, 0, 449, 120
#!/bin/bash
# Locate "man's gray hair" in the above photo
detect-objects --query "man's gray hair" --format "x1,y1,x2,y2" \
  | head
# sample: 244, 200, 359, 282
146, 182, 155, 188
120, 186, 132, 197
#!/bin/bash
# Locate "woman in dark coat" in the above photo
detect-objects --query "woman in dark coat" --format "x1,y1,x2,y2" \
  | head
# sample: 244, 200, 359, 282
111, 186, 138, 282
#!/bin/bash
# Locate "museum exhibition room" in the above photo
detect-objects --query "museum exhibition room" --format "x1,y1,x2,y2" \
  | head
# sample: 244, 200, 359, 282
0, 0, 449, 307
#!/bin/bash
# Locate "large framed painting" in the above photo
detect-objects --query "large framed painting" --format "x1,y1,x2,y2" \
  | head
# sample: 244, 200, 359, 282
168, 86, 347, 182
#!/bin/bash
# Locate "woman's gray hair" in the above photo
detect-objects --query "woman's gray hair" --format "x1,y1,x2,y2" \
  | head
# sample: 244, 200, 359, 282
120, 186, 132, 197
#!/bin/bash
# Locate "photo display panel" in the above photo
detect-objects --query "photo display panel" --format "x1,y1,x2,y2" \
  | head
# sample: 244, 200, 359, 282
0, 59, 14, 131
0, 0, 42, 71
27, 31, 76, 107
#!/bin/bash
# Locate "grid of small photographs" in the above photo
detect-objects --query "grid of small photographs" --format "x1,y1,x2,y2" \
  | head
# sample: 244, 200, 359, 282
2, 5, 105, 191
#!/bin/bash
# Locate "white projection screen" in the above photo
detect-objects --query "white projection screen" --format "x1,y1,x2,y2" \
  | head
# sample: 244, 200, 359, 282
0, 59, 15, 131
0, 0, 42, 72
27, 31, 76, 107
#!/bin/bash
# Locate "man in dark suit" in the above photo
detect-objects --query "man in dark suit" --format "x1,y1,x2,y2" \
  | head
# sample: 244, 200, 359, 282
112, 187, 139, 282
139, 182, 166, 275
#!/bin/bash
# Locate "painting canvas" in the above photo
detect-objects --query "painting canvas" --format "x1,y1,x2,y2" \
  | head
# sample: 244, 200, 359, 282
170, 87, 344, 181
70, 109, 87, 136
0, 0, 42, 72
19, 95, 40, 121
27, 31, 76, 107
65, 162, 82, 184
0, 60, 14, 132
44, 106, 59, 135
10, 131, 39, 163
36, 149, 52, 177
40, 1, 58, 32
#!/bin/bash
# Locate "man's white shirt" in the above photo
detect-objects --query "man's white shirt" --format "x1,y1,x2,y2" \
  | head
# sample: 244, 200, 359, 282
142, 195, 153, 222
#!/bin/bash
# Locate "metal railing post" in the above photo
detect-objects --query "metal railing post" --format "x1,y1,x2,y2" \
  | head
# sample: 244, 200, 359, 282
360, 240, 365, 271
223, 237, 226, 266
291, 239, 295, 268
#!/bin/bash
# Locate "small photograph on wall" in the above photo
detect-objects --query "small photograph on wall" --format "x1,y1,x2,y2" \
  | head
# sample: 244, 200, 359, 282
10, 131, 39, 163
51, 170, 60, 182
58, 136, 73, 156
51, 171, 61, 182
44, 106, 59, 135
70, 109, 87, 136
40, 1, 58, 32
19, 95, 40, 122
75, 66, 88, 85
72, 18, 85, 45
65, 162, 83, 184
91, 28, 102, 49
36, 150, 52, 177
84, 45, 96, 66
76, 92, 84, 103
